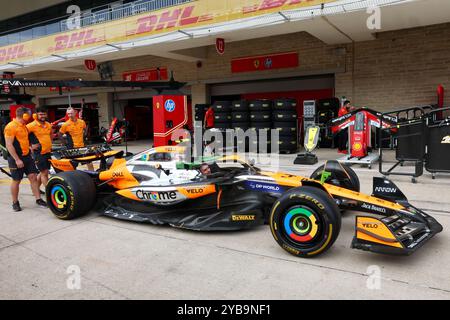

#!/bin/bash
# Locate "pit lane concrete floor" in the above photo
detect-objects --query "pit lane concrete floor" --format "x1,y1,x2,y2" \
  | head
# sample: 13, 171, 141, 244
1, 141, 450, 300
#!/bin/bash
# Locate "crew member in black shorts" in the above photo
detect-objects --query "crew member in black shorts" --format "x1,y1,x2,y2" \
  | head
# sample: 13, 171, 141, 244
27, 107, 53, 189
3, 107, 47, 212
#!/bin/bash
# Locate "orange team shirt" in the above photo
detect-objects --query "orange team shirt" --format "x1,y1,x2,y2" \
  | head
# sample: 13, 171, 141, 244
3, 119, 30, 156
60, 119, 86, 148
27, 120, 53, 155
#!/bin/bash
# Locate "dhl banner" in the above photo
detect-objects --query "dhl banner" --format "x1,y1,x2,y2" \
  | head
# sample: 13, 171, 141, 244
0, 0, 338, 65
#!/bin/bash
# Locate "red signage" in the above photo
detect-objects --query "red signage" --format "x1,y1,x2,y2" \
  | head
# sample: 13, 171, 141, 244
122, 67, 169, 82
49, 87, 74, 92
84, 59, 97, 71
231, 52, 298, 73
216, 38, 225, 55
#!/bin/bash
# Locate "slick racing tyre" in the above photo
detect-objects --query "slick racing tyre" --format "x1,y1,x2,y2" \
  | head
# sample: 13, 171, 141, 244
276, 135, 298, 153
250, 111, 272, 122
249, 100, 272, 112
310, 162, 360, 192
273, 110, 297, 122
212, 101, 232, 113
250, 122, 272, 130
214, 112, 232, 123
232, 100, 249, 112
270, 186, 341, 258
46, 171, 96, 220
273, 99, 297, 111
231, 112, 250, 122
214, 122, 232, 129
273, 121, 297, 136
232, 122, 250, 131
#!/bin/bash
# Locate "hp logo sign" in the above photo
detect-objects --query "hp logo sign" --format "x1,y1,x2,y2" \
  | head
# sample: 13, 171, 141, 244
165, 99, 176, 112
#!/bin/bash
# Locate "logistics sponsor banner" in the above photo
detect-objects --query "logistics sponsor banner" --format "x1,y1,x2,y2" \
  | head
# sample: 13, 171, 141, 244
231, 51, 298, 73
0, 0, 337, 65
122, 67, 169, 81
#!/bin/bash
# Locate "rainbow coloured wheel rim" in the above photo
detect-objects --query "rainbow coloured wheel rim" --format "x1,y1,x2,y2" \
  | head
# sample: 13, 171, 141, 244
49, 184, 70, 214
282, 206, 321, 244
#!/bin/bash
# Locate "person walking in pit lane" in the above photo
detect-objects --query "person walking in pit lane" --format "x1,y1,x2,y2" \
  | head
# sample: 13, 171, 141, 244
58, 107, 95, 171
27, 107, 52, 189
3, 107, 47, 212
337, 100, 356, 154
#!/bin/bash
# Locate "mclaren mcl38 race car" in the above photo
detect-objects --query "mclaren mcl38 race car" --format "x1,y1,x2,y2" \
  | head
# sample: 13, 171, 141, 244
45, 146, 442, 258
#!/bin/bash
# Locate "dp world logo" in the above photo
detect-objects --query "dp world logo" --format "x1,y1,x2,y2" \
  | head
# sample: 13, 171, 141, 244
165, 99, 176, 113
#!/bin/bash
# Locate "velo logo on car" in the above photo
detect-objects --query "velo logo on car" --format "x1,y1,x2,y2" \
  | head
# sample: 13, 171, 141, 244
245, 181, 284, 193
165, 99, 176, 113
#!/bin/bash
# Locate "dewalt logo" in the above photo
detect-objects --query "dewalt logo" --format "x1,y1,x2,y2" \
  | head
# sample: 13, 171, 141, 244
231, 215, 256, 221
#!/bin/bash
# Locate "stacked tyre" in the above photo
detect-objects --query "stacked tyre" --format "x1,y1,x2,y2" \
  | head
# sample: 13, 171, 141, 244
194, 104, 208, 123
231, 100, 250, 132
249, 100, 272, 153
231, 100, 251, 152
272, 99, 298, 154
212, 101, 232, 130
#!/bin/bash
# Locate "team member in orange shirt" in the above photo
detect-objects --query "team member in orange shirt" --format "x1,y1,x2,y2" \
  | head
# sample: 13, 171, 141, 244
27, 107, 52, 188
59, 107, 94, 171
4, 107, 47, 211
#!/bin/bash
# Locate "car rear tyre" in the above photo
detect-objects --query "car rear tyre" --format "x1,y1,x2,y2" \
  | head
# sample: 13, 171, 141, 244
270, 186, 341, 258
46, 171, 96, 220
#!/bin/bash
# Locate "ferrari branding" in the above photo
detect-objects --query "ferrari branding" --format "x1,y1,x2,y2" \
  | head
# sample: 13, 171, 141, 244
361, 203, 386, 214
441, 135, 450, 144
231, 215, 256, 221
